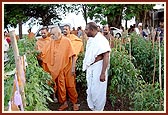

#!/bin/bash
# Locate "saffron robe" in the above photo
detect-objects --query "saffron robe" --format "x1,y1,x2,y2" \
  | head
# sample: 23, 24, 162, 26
65, 34, 83, 58
36, 37, 51, 72
28, 32, 35, 39
42, 36, 78, 103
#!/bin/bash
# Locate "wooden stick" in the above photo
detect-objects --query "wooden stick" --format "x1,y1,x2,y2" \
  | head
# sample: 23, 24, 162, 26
9, 31, 26, 109
151, 27, 156, 86
157, 31, 162, 90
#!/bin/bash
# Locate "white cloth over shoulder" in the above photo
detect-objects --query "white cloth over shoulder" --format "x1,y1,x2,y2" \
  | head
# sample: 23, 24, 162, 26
82, 32, 111, 71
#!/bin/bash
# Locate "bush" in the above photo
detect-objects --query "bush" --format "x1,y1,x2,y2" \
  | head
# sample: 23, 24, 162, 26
131, 82, 164, 111
4, 38, 54, 111
76, 52, 87, 89
108, 48, 140, 110
125, 33, 164, 88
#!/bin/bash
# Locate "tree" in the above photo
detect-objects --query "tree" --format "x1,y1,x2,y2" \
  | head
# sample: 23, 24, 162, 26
4, 4, 29, 38
68, 4, 89, 25
24, 4, 71, 26
124, 4, 154, 27
86, 4, 154, 28
87, 4, 124, 28
4, 4, 72, 38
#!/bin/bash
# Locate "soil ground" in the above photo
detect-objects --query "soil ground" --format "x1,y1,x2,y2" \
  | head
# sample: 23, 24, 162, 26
47, 82, 118, 111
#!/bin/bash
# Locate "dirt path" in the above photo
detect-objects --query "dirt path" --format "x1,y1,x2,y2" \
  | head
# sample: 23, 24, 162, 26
48, 83, 114, 111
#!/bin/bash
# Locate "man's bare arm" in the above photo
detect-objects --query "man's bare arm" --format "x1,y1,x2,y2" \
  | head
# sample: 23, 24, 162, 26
100, 51, 110, 82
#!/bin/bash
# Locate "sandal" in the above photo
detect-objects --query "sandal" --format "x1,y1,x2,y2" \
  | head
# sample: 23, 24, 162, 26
73, 104, 80, 111
58, 104, 68, 111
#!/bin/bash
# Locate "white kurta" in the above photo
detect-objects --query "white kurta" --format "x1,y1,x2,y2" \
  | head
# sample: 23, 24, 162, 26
83, 32, 111, 111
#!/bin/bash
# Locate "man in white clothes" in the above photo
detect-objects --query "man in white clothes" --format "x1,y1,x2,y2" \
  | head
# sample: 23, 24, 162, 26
4, 37, 9, 62
82, 22, 111, 111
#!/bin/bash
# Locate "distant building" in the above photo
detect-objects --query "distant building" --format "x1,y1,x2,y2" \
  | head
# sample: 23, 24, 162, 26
153, 9, 164, 28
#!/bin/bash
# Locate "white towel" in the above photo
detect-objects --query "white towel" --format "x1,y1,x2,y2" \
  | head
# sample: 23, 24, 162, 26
83, 32, 111, 71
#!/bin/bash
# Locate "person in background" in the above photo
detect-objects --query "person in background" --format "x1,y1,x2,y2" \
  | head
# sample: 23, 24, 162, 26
77, 26, 83, 38
27, 28, 35, 39
154, 17, 164, 42
97, 25, 103, 34
70, 27, 78, 36
143, 24, 151, 40
103, 25, 115, 48
83, 22, 111, 111
63, 24, 83, 60
4, 31, 11, 44
4, 32, 10, 62
35, 27, 51, 73
135, 23, 147, 38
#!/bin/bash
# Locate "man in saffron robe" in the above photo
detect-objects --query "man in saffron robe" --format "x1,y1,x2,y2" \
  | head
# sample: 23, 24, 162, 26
83, 22, 111, 111
42, 27, 79, 111
70, 27, 78, 36
27, 28, 35, 39
35, 27, 51, 73
63, 24, 83, 60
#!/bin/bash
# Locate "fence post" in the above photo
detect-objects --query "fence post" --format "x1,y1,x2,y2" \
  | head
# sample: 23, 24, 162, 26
9, 31, 26, 110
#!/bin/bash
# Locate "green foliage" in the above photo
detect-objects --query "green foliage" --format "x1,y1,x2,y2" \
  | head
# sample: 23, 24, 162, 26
4, 37, 54, 111
87, 4, 154, 27
76, 52, 87, 89
4, 4, 73, 30
4, 4, 29, 29
124, 4, 154, 20
87, 4, 124, 26
108, 48, 140, 110
131, 82, 164, 111
108, 34, 164, 111
125, 33, 164, 88
4, 76, 14, 107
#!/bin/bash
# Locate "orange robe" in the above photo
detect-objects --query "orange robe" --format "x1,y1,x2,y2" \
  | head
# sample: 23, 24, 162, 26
28, 32, 35, 39
65, 34, 83, 60
36, 37, 51, 72
42, 36, 78, 104
70, 30, 78, 36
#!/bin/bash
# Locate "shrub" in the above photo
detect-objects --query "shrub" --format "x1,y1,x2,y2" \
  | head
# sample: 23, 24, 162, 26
4, 38, 54, 111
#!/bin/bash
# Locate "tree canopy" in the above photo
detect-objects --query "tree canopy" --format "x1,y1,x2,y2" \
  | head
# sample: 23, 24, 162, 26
86, 4, 155, 28
4, 4, 156, 35
4, 4, 72, 30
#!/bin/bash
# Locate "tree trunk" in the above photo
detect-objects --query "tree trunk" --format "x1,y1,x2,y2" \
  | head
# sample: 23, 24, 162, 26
125, 20, 128, 30
107, 14, 122, 28
18, 21, 22, 39
82, 4, 88, 25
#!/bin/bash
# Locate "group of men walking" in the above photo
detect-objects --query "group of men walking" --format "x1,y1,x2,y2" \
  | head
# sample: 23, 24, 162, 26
35, 22, 111, 111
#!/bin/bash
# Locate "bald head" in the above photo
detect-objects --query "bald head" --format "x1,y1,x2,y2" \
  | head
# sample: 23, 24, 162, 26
87, 22, 98, 31
50, 27, 62, 40
85, 22, 98, 37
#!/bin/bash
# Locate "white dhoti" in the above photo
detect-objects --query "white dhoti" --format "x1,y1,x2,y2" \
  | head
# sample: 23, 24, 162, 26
86, 60, 108, 111
83, 32, 111, 111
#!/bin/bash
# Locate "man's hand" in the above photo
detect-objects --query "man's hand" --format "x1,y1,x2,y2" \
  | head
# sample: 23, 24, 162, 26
100, 73, 106, 82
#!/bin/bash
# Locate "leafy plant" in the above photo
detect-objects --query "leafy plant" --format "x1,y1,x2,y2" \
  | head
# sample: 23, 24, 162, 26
4, 37, 54, 111
131, 82, 164, 111
125, 33, 164, 88
76, 52, 87, 89
108, 48, 140, 110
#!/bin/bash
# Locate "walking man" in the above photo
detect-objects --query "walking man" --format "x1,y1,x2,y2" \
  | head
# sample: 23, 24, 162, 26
41, 27, 79, 111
